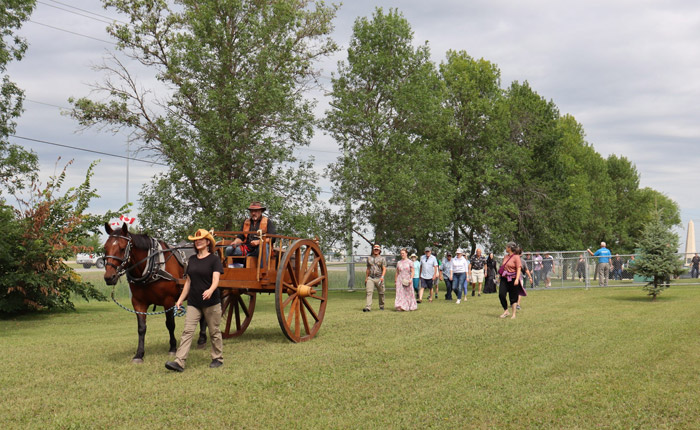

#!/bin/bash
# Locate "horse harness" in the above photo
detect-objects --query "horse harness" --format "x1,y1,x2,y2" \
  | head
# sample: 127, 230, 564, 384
104, 233, 188, 286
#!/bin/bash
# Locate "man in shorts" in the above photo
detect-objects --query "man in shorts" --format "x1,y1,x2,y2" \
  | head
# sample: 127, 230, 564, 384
419, 247, 439, 303
468, 248, 487, 296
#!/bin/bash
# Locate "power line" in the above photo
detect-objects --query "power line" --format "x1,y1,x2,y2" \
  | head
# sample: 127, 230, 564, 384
28, 20, 117, 45
10, 134, 167, 166
47, 0, 129, 25
26, 99, 70, 110
37, 1, 115, 25
10, 134, 335, 194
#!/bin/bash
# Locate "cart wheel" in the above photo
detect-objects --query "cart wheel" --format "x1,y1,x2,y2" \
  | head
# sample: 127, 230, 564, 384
275, 239, 328, 342
220, 290, 256, 339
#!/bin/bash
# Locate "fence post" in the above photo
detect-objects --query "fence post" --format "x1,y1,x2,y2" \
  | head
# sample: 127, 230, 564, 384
584, 253, 590, 290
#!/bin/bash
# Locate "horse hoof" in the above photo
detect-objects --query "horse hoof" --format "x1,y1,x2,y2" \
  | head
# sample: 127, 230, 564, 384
131, 358, 144, 364
196, 342, 206, 350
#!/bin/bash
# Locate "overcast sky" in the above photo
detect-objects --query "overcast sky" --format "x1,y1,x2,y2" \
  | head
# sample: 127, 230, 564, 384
7, 0, 700, 249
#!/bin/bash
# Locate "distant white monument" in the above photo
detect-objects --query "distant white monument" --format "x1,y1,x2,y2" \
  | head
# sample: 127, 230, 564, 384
685, 220, 696, 265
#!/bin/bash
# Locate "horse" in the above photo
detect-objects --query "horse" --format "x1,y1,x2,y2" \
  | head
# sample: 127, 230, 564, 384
103, 222, 208, 363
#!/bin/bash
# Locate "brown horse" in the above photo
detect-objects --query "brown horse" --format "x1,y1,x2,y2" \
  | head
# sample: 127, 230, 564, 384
103, 222, 207, 363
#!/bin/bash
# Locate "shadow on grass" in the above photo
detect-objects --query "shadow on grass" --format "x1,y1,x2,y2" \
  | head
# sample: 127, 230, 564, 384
605, 294, 677, 302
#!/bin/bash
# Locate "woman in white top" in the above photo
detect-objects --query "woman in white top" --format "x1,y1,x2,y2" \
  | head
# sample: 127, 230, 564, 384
450, 248, 468, 304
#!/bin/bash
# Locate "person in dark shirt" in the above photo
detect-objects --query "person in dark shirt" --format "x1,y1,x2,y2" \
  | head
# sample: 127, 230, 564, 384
225, 201, 277, 265
166, 229, 224, 372
692, 254, 700, 278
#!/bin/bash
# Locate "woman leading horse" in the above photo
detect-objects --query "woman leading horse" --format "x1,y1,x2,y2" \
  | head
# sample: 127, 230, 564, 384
103, 222, 206, 363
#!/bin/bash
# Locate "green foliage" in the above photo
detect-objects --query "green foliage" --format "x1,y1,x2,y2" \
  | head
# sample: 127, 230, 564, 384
0, 0, 38, 195
0, 161, 107, 314
438, 50, 514, 253
323, 8, 452, 250
70, 0, 339, 242
634, 216, 684, 300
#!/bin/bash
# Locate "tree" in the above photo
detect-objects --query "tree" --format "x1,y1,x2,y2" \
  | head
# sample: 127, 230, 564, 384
0, 0, 38, 195
0, 161, 109, 314
70, 0, 338, 242
633, 215, 684, 300
323, 8, 451, 251
438, 50, 514, 253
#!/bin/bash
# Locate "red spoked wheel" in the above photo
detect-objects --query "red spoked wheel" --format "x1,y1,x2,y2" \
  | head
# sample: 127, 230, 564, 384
275, 239, 328, 342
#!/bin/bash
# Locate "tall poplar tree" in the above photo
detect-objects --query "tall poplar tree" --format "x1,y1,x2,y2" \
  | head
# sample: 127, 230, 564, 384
323, 8, 451, 250
70, 0, 338, 242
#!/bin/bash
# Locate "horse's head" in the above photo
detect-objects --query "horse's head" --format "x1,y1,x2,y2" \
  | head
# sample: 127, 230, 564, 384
103, 222, 132, 285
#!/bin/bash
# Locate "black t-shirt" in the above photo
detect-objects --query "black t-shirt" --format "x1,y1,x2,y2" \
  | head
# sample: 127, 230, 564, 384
693, 256, 700, 268
185, 253, 224, 309
542, 256, 553, 271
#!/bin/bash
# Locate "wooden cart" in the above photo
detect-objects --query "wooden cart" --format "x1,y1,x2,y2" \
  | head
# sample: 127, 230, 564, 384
204, 232, 328, 343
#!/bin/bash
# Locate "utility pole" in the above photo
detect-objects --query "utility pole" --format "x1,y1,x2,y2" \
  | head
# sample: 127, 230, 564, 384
346, 197, 355, 292
126, 140, 130, 205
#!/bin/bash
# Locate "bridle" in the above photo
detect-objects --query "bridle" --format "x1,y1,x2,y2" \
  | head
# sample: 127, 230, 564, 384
104, 233, 133, 278
104, 232, 186, 285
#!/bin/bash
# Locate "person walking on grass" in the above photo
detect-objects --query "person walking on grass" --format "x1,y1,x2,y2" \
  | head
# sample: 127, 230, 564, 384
166, 229, 224, 372
442, 251, 454, 300
469, 248, 487, 297
692, 253, 700, 279
483, 252, 498, 294
363, 244, 387, 312
587, 242, 612, 287
542, 253, 554, 288
394, 248, 417, 311
498, 242, 522, 319
450, 248, 468, 304
515, 246, 533, 311
411, 253, 421, 298
418, 247, 439, 303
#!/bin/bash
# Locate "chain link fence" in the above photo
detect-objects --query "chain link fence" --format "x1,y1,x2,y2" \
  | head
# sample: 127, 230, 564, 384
327, 252, 699, 291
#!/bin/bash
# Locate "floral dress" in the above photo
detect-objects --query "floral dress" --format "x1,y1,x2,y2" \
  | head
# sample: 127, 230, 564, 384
395, 258, 417, 311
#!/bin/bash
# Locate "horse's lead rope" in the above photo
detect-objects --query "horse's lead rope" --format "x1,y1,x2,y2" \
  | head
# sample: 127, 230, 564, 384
111, 286, 186, 317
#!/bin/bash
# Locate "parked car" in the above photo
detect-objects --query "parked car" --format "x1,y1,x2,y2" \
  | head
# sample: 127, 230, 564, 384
76, 253, 105, 269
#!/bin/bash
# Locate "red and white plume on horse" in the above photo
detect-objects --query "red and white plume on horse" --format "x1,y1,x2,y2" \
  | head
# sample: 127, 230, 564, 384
120, 215, 136, 225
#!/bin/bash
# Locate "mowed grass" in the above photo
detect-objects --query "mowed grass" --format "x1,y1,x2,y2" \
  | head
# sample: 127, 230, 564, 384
2, 277, 700, 429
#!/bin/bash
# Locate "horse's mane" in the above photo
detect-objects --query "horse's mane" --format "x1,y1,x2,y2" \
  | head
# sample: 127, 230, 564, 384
130, 232, 154, 250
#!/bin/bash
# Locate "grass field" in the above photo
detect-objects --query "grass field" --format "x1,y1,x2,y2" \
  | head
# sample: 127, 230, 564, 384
2, 274, 700, 429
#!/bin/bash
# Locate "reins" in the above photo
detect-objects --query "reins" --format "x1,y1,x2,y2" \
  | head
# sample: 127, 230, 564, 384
110, 286, 187, 317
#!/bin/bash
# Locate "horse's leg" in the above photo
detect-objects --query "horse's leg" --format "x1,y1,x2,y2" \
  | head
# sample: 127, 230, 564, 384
196, 314, 207, 349
133, 313, 146, 364
165, 307, 177, 356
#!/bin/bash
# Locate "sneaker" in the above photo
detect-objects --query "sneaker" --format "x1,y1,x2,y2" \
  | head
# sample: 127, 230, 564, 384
165, 361, 184, 372
379, 306, 384, 311
516, 305, 521, 310
456, 299, 461, 304
209, 359, 223, 368
478, 293, 481, 297
362, 308, 370, 312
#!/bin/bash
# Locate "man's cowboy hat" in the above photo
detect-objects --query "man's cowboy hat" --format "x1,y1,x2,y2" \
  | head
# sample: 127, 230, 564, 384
188, 228, 216, 252
247, 201, 266, 211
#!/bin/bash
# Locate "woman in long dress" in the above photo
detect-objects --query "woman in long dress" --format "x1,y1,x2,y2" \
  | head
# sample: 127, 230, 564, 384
483, 253, 498, 294
395, 248, 417, 311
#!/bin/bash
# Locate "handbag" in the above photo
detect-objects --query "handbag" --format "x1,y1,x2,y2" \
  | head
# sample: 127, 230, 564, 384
497, 255, 513, 276
401, 278, 411, 287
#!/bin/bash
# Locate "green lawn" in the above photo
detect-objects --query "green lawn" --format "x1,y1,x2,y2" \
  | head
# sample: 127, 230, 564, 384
2, 278, 699, 429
